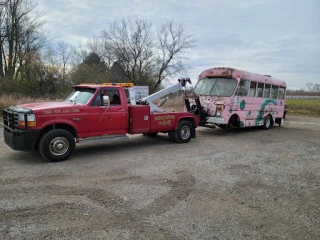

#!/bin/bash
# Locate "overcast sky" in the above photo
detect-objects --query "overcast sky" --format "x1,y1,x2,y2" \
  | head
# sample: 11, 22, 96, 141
38, 0, 320, 90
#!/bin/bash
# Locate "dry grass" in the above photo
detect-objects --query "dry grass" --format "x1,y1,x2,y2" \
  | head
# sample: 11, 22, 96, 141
0, 94, 55, 111
286, 99, 320, 116
154, 95, 186, 112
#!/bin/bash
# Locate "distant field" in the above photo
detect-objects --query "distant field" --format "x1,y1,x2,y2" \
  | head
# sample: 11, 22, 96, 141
286, 99, 320, 116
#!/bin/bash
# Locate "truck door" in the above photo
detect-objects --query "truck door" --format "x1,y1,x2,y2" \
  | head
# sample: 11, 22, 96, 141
88, 88, 128, 135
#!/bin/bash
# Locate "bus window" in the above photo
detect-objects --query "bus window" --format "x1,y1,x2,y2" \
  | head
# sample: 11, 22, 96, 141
279, 87, 285, 100
271, 85, 278, 99
257, 83, 264, 97
195, 78, 237, 97
235, 79, 250, 96
264, 84, 271, 98
194, 79, 206, 95
249, 81, 257, 97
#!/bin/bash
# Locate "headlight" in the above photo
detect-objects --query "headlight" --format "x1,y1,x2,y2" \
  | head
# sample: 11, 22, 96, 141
216, 105, 223, 117
18, 113, 36, 126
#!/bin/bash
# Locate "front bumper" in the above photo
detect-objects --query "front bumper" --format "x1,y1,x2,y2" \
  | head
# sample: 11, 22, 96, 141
3, 126, 41, 151
206, 117, 225, 124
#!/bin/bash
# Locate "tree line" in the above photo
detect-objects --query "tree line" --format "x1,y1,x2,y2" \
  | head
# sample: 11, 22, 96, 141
0, 0, 195, 97
287, 82, 320, 96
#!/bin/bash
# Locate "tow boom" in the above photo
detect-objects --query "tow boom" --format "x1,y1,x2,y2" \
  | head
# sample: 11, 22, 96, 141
138, 78, 191, 113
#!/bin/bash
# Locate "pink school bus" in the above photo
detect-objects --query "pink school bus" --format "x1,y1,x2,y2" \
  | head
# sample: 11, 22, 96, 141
185, 67, 287, 129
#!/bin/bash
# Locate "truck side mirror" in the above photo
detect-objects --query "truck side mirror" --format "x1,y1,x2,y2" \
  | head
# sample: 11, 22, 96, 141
102, 96, 110, 107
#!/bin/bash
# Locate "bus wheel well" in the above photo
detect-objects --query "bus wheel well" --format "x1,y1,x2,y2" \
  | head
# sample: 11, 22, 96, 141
38, 124, 77, 145
179, 117, 196, 138
228, 114, 240, 127
267, 114, 274, 126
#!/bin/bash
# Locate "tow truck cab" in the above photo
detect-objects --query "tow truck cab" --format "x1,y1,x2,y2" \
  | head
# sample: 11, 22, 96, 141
3, 81, 199, 162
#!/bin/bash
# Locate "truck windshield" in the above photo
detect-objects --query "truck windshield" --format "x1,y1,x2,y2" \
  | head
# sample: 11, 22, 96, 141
194, 78, 238, 97
64, 88, 95, 104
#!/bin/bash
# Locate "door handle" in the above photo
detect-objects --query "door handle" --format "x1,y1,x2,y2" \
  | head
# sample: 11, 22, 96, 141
118, 109, 125, 112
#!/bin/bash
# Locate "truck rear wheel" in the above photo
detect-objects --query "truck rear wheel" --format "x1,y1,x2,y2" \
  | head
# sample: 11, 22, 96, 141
39, 129, 75, 162
173, 120, 192, 143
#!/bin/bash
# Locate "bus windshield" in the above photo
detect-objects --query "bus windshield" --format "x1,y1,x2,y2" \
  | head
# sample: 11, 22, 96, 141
194, 78, 238, 97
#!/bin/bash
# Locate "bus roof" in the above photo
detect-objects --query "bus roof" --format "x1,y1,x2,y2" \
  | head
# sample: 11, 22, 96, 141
199, 67, 287, 88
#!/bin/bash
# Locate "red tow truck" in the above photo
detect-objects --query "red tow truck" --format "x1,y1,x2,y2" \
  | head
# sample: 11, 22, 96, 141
2, 79, 199, 161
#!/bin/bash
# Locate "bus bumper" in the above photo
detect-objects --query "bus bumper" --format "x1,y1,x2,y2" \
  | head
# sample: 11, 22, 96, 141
207, 117, 225, 124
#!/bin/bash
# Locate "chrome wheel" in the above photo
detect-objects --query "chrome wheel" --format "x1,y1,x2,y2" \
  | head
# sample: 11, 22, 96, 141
265, 117, 271, 128
49, 137, 69, 156
180, 125, 191, 140
262, 115, 272, 130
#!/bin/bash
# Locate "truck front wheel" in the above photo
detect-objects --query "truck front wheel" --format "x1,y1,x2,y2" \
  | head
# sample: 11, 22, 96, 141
39, 129, 75, 162
173, 120, 193, 143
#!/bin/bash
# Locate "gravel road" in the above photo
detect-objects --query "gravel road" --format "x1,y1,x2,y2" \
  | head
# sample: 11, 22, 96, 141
0, 115, 319, 240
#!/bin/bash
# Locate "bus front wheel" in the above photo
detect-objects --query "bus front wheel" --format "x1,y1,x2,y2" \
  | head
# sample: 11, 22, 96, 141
262, 115, 272, 130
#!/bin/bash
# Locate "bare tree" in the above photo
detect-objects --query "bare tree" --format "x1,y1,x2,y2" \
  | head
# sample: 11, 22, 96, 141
101, 18, 195, 92
101, 19, 154, 86
0, 0, 46, 81
56, 41, 73, 82
154, 20, 195, 91
305, 82, 314, 92
87, 38, 113, 69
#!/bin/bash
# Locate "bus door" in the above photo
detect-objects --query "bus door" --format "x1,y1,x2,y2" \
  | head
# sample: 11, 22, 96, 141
232, 79, 252, 127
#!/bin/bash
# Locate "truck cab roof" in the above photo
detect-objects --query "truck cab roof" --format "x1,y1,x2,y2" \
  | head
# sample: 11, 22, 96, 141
72, 83, 135, 89
71, 84, 121, 90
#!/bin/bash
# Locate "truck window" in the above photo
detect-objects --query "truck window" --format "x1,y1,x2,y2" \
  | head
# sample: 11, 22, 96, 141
64, 88, 95, 104
107, 90, 121, 105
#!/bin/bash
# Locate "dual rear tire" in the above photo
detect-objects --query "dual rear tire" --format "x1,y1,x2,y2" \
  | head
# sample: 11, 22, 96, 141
168, 120, 193, 143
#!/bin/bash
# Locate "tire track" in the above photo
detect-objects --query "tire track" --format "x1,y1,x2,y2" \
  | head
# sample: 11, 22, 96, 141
0, 170, 195, 239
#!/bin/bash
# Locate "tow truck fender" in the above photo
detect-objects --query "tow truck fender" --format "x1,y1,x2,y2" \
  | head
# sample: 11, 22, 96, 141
39, 119, 78, 135
173, 114, 199, 138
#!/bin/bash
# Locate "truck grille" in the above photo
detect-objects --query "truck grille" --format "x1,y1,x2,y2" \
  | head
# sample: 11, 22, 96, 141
2, 109, 19, 129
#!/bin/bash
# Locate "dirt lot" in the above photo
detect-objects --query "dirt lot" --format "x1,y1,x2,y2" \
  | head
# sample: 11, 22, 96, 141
0, 115, 319, 240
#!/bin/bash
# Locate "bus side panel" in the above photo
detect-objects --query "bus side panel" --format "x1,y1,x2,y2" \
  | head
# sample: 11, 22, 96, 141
230, 97, 284, 127
249, 98, 283, 126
